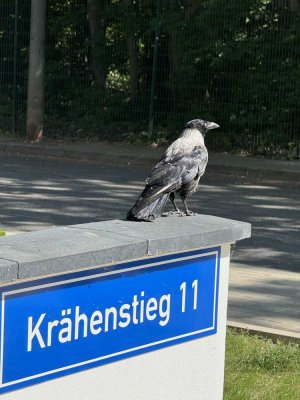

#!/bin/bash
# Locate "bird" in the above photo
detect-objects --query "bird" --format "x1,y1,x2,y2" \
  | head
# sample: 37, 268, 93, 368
126, 119, 219, 221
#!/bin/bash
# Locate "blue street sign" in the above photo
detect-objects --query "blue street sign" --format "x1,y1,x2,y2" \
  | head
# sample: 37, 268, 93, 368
0, 246, 220, 394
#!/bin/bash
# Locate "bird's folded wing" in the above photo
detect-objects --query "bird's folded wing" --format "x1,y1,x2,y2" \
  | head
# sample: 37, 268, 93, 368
146, 145, 208, 188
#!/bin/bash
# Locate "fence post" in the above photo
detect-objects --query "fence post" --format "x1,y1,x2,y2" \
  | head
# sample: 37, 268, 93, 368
26, 0, 47, 142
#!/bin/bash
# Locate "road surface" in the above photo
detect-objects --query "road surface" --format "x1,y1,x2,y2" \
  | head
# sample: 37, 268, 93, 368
0, 153, 299, 273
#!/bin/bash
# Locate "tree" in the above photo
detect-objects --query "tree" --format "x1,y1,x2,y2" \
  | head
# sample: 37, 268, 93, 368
290, 0, 299, 11
26, 0, 47, 142
87, 0, 110, 93
126, 0, 139, 103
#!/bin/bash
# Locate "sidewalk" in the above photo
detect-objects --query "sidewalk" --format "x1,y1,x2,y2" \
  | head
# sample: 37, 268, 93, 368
0, 136, 299, 341
1, 136, 300, 181
228, 263, 300, 341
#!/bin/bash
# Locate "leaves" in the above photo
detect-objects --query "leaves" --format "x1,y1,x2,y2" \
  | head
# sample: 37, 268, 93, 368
0, 0, 299, 155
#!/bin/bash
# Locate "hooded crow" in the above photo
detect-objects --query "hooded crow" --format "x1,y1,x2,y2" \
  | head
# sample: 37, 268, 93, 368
127, 119, 219, 221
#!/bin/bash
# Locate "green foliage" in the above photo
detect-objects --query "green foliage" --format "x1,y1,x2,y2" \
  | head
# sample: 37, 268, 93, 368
0, 0, 299, 155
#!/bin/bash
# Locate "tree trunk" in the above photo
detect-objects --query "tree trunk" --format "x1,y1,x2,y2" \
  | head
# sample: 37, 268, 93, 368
168, 1, 200, 99
26, 0, 47, 142
87, 0, 107, 92
168, 2, 180, 100
272, 0, 299, 10
290, 0, 299, 11
125, 0, 139, 103
127, 34, 139, 103
184, 0, 200, 19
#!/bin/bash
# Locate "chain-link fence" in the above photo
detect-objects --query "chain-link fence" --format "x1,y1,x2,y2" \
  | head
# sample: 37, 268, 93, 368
0, 1, 29, 135
1, 1, 300, 156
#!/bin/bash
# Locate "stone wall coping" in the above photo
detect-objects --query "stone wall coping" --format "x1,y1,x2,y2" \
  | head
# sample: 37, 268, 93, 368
0, 214, 251, 283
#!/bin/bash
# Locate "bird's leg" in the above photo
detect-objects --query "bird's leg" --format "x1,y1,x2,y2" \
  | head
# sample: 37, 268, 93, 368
181, 195, 197, 216
163, 193, 181, 217
169, 192, 181, 214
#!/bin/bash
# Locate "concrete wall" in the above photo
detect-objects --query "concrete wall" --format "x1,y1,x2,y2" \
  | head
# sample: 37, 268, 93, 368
0, 215, 251, 399
0, 215, 250, 282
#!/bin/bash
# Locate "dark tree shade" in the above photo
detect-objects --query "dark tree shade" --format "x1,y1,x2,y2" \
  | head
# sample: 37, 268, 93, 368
0, 0, 299, 156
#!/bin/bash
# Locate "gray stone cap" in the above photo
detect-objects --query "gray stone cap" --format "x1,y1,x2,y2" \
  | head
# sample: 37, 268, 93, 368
0, 214, 251, 283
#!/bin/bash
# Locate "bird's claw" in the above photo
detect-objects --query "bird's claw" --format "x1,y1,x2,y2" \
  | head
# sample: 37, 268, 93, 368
162, 211, 181, 217
180, 211, 197, 217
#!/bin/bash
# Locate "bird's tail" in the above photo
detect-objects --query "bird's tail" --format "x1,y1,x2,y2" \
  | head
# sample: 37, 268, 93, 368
127, 185, 169, 222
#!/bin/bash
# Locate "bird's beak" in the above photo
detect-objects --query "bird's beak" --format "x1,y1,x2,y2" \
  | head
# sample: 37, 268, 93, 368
206, 122, 220, 130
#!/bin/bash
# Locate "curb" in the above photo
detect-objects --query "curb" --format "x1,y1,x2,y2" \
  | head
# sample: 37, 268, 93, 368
1, 139, 299, 182
206, 164, 299, 182
227, 320, 300, 343
0, 141, 158, 168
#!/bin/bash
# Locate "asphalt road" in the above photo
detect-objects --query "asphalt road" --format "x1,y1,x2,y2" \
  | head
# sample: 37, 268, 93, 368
1, 153, 299, 272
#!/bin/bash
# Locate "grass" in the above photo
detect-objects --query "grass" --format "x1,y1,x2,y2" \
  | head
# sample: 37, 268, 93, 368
224, 329, 300, 400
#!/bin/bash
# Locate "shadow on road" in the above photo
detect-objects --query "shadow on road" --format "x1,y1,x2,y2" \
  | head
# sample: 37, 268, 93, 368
0, 155, 299, 272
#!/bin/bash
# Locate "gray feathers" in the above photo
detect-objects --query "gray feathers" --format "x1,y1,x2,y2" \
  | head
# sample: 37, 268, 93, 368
127, 119, 219, 221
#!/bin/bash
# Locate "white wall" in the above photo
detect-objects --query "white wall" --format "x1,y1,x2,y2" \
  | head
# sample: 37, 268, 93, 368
3, 244, 231, 400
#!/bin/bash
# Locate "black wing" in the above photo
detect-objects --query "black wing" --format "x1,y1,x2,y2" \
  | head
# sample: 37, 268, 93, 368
146, 145, 208, 190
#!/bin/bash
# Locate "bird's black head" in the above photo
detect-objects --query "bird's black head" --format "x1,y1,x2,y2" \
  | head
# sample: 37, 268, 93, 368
185, 119, 219, 135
